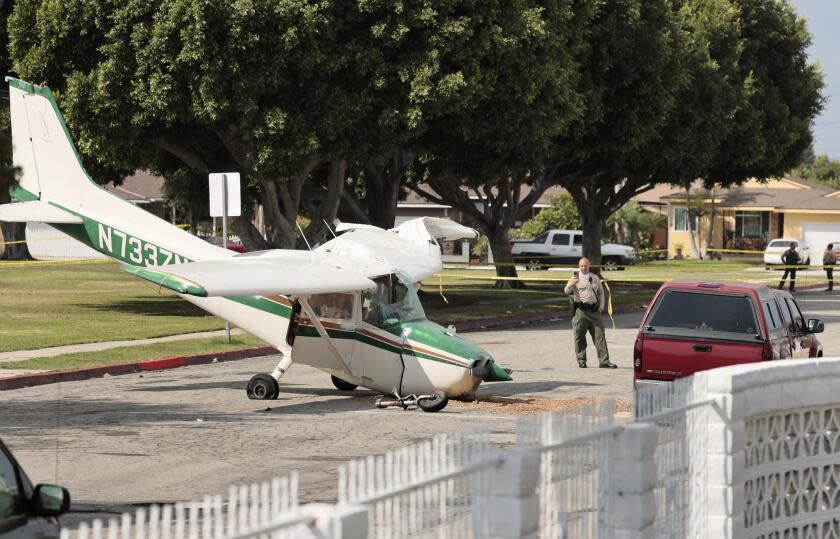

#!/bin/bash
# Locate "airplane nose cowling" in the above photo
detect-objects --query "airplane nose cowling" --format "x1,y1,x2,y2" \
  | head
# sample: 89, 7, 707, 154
470, 357, 513, 382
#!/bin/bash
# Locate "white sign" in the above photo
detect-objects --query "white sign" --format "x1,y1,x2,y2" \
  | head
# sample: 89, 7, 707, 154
208, 173, 242, 217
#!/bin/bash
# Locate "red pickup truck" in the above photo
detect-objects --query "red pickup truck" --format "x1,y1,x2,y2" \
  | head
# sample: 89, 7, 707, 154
634, 280, 824, 389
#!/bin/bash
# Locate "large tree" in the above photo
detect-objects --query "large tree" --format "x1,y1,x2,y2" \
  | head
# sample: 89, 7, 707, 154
412, 0, 590, 287
555, 0, 823, 265
9, 0, 516, 248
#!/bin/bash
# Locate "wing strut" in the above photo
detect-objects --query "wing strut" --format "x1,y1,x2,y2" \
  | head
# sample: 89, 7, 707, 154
298, 296, 355, 378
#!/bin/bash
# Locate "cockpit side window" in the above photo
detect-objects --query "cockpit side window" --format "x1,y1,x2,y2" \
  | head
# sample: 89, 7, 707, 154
308, 293, 354, 320
362, 273, 425, 328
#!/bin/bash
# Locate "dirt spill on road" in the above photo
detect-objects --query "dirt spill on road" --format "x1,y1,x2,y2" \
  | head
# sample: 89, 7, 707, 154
449, 395, 632, 416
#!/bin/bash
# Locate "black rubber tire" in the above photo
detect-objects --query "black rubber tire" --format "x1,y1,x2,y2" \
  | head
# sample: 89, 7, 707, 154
602, 257, 620, 271
418, 391, 449, 413
526, 259, 545, 271
331, 375, 358, 391
246, 373, 280, 400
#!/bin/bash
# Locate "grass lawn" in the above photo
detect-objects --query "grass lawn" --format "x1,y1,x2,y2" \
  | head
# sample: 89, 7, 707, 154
0, 335, 265, 371
2, 259, 745, 356
0, 261, 225, 353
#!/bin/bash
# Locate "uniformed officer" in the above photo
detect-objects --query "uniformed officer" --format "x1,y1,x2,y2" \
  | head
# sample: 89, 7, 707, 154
564, 257, 617, 369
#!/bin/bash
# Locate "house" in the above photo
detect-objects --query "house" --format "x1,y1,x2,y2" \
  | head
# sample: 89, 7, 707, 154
657, 175, 840, 259
105, 171, 167, 219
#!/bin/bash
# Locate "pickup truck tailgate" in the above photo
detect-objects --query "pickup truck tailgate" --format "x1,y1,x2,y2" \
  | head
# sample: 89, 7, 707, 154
639, 334, 763, 380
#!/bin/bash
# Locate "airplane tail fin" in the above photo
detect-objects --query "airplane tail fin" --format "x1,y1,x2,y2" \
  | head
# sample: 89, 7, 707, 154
0, 78, 224, 263
6, 78, 92, 207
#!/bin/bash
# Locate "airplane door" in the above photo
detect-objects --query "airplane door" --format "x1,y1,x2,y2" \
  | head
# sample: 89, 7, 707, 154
359, 325, 406, 395
359, 279, 407, 395
291, 294, 362, 378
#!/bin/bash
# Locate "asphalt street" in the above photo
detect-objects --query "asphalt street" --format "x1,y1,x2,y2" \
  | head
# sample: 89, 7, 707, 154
2, 289, 839, 527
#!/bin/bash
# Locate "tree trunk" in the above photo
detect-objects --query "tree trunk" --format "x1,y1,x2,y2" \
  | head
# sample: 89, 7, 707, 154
231, 203, 271, 252
0, 188, 32, 260
487, 226, 526, 289
0, 221, 32, 260
704, 188, 716, 258
301, 160, 347, 247
580, 212, 604, 269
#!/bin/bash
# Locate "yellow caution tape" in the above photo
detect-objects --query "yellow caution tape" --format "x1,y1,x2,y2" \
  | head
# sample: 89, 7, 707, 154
438, 273, 448, 304
0, 258, 114, 268
0, 235, 73, 246
602, 279, 616, 333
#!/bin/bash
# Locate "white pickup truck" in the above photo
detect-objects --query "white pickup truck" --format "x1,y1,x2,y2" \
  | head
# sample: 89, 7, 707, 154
510, 229, 637, 269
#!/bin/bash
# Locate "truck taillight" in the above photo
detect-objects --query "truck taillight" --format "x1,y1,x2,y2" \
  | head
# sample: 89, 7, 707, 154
633, 334, 643, 372
762, 341, 773, 361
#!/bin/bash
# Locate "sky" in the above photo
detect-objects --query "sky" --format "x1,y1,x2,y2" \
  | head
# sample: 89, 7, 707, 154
791, 0, 840, 159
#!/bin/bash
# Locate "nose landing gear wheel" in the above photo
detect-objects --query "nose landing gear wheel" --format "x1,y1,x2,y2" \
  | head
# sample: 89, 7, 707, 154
418, 391, 449, 413
331, 375, 358, 391
247, 373, 280, 400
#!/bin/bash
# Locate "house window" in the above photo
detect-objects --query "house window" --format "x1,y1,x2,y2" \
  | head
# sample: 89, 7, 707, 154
735, 211, 764, 238
673, 207, 696, 231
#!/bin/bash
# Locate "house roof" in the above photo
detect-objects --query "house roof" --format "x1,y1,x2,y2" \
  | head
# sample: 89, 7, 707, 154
658, 175, 840, 211
105, 171, 165, 203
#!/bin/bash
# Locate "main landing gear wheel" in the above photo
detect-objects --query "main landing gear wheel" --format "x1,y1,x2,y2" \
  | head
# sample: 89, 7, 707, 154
246, 374, 280, 400
418, 391, 449, 413
331, 375, 358, 391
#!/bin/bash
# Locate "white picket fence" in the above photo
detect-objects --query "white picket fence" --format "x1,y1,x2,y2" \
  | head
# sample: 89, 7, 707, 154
337, 432, 498, 539
62, 475, 310, 539
518, 399, 617, 539
67, 359, 840, 539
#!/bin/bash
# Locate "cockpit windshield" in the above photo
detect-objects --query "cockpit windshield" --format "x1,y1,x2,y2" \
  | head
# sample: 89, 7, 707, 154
362, 272, 425, 328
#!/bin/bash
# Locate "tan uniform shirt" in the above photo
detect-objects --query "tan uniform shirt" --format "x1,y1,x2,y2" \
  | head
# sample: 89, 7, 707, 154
564, 272, 605, 312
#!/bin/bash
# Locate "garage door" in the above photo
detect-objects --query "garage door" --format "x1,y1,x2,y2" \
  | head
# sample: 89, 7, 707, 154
802, 222, 840, 265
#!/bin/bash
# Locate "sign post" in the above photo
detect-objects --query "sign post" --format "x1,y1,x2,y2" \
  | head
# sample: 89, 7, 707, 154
209, 173, 242, 342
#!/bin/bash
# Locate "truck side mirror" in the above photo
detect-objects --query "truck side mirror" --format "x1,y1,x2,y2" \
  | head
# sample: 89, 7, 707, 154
807, 318, 825, 334
32, 484, 71, 517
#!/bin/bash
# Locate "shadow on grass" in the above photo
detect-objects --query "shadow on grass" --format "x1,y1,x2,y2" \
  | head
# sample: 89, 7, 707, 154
78, 299, 211, 317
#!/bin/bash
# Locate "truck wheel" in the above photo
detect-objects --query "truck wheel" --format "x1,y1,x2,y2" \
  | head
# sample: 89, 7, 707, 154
331, 375, 358, 391
526, 259, 544, 271
602, 257, 620, 271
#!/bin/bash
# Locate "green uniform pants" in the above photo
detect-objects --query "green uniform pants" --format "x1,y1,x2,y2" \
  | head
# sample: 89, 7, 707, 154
572, 308, 610, 366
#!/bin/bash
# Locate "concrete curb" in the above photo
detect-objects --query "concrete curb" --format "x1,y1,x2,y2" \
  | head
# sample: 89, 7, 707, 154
453, 301, 648, 332
0, 346, 277, 391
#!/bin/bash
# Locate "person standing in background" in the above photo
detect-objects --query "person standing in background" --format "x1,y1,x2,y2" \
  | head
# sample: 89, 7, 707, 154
824, 243, 836, 292
564, 257, 617, 369
778, 242, 800, 292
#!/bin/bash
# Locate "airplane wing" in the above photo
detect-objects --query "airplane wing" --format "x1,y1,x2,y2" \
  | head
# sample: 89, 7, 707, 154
319, 217, 478, 282
121, 250, 376, 297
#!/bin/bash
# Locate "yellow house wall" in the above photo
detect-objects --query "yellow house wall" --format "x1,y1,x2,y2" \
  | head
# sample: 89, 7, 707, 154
782, 212, 840, 240
667, 206, 723, 258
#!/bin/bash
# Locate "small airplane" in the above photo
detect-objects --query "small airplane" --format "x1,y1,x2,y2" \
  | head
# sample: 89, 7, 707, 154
0, 78, 512, 412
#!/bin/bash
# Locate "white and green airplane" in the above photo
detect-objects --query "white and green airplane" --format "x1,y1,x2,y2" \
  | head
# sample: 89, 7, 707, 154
0, 78, 512, 412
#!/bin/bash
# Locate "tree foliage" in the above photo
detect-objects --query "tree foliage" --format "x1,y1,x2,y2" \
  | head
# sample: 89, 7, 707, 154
2, 0, 825, 273
519, 194, 581, 238
793, 153, 840, 189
